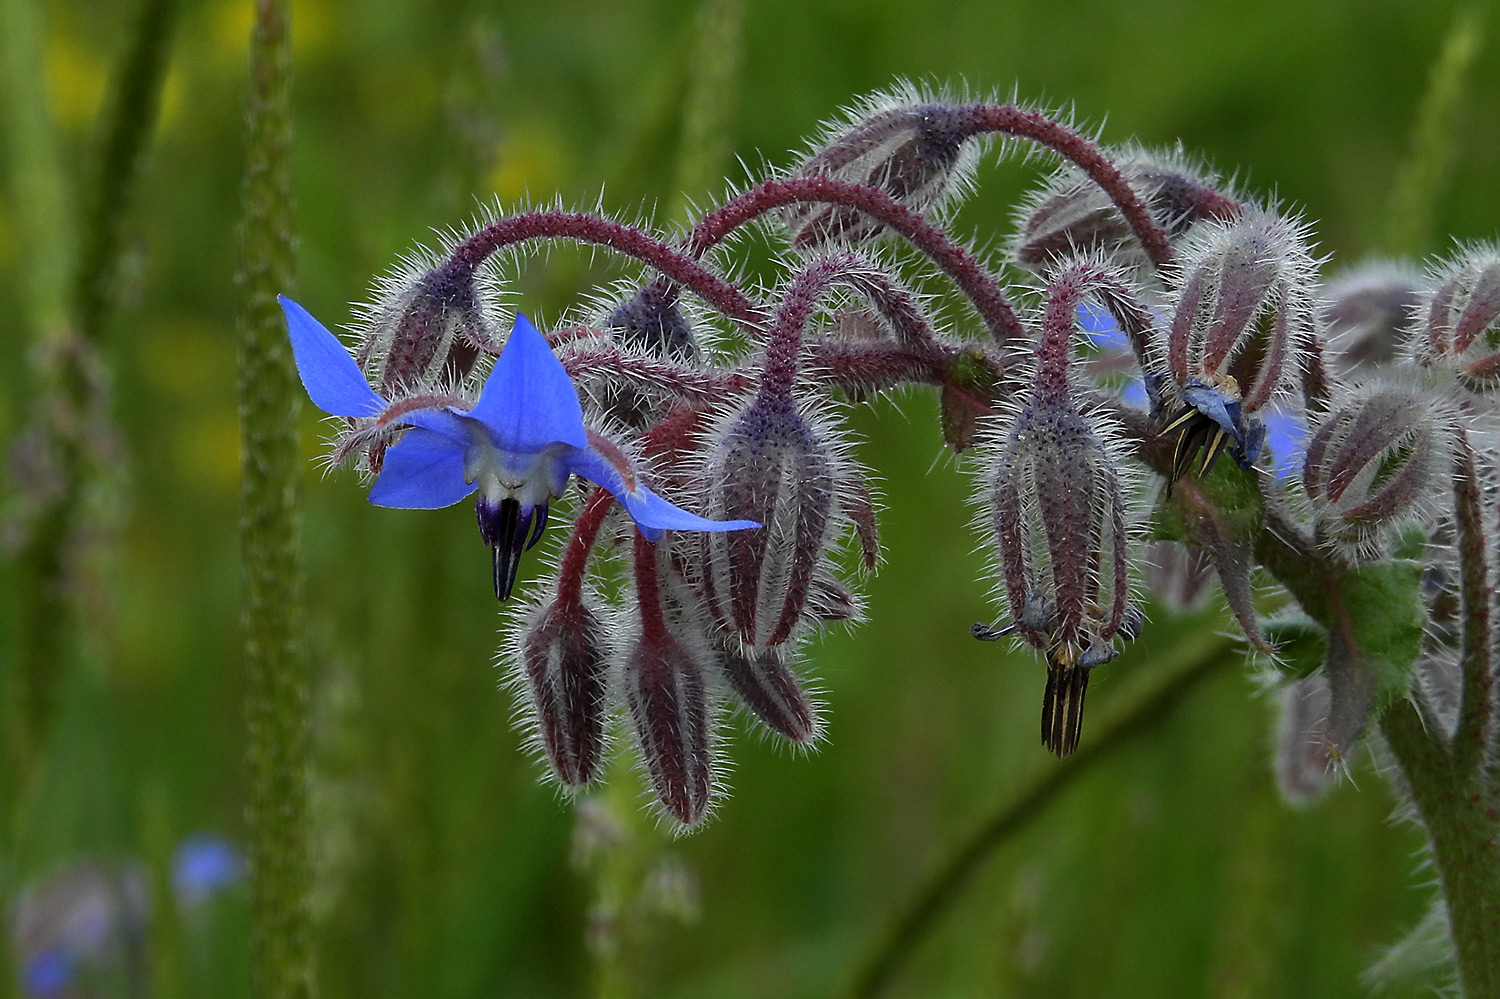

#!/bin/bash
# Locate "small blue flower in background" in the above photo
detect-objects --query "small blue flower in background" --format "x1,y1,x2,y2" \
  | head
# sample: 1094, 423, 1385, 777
171, 835, 245, 907
1075, 299, 1130, 350
1261, 405, 1308, 481
281, 297, 759, 600
11, 836, 245, 998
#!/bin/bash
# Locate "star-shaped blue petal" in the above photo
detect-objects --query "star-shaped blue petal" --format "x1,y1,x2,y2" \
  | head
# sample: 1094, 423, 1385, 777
281, 297, 759, 598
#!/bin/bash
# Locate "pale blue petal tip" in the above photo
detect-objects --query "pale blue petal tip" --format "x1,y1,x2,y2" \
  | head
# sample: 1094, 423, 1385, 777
279, 295, 386, 418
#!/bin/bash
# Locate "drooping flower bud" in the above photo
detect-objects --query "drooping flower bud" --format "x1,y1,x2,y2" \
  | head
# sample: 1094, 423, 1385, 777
716, 642, 820, 743
1411, 246, 1500, 392
607, 279, 701, 362
1167, 209, 1318, 409
512, 589, 611, 787
354, 256, 494, 397
1013, 147, 1240, 272
1321, 262, 1423, 376
979, 263, 1141, 757
783, 87, 980, 249
1301, 383, 1454, 557
700, 392, 845, 650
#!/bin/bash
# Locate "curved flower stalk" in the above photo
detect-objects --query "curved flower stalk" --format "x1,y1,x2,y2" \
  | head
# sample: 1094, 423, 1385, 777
281, 296, 758, 600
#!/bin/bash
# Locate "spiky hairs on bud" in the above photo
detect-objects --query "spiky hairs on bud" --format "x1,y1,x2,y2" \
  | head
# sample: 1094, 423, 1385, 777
1410, 244, 1500, 393
349, 248, 495, 399
1321, 261, 1424, 376
1012, 145, 1239, 273
506, 586, 614, 789
698, 390, 863, 651
1166, 208, 1321, 414
977, 262, 1143, 756
1301, 380, 1457, 559
782, 82, 984, 249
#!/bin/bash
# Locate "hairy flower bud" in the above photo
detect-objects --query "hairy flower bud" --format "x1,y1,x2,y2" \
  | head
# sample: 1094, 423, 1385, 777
513, 591, 611, 787
1411, 246, 1500, 392
355, 258, 493, 396
1014, 147, 1239, 271
1302, 383, 1454, 556
716, 642, 820, 743
607, 279, 701, 362
983, 400, 1138, 757
784, 87, 979, 249
1321, 262, 1423, 375
1166, 209, 1319, 414
622, 624, 715, 826
701, 393, 844, 649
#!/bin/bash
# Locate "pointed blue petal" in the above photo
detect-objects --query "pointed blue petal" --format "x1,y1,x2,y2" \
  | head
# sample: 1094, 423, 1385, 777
564, 447, 759, 537
368, 428, 476, 509
620, 487, 762, 534
1181, 384, 1241, 436
466, 313, 587, 452
280, 296, 386, 417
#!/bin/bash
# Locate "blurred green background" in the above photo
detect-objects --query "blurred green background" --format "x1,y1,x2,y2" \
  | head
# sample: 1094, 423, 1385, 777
2, 0, 1496, 995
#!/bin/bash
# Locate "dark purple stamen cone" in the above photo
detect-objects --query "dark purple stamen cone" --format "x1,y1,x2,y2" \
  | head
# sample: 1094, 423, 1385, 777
718, 644, 818, 742
520, 596, 610, 786
1042, 663, 1089, 758
624, 629, 714, 825
478, 497, 549, 601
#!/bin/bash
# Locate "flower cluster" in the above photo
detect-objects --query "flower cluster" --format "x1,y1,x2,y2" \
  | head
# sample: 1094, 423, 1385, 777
287, 82, 1500, 831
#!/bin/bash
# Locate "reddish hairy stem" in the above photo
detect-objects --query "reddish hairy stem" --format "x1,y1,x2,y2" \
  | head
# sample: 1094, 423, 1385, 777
690, 176, 1025, 347
556, 489, 614, 606
958, 104, 1175, 269
449, 211, 763, 324
632, 530, 669, 640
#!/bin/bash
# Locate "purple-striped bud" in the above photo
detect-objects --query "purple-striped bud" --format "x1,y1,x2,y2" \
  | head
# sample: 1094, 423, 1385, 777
1302, 384, 1453, 557
354, 258, 493, 397
700, 393, 843, 649
784, 88, 978, 249
622, 625, 715, 826
1014, 148, 1240, 271
983, 399, 1138, 757
1165, 209, 1319, 415
1321, 262, 1423, 376
717, 642, 820, 743
1411, 246, 1500, 392
513, 590, 611, 787
607, 279, 702, 362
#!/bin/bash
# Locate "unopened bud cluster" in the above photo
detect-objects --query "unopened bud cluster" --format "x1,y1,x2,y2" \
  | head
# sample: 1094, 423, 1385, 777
301, 81, 1500, 827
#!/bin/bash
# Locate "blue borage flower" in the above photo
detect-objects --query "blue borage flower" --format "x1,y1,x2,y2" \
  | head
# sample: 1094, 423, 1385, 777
280, 296, 759, 600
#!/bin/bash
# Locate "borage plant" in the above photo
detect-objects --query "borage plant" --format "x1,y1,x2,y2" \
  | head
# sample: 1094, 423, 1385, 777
287, 85, 1500, 993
